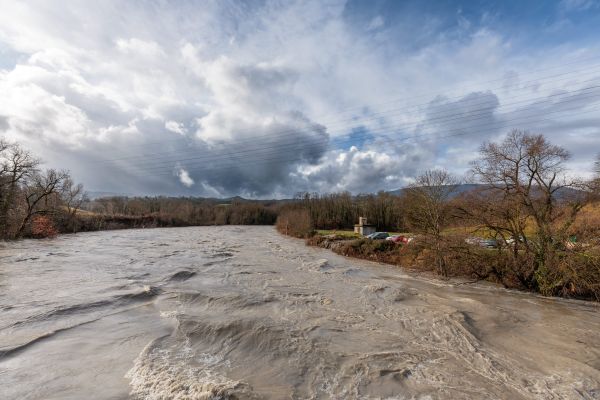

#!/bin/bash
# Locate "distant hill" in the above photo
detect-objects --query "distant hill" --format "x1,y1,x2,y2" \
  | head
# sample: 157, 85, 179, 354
387, 184, 484, 198
87, 184, 584, 203
86, 191, 132, 199
387, 183, 584, 200
84, 192, 292, 206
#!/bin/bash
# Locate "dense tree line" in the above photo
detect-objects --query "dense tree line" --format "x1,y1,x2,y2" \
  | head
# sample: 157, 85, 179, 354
83, 196, 277, 228
285, 191, 405, 232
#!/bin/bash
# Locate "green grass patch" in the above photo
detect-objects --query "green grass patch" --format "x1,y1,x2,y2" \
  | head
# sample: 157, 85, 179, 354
317, 229, 360, 238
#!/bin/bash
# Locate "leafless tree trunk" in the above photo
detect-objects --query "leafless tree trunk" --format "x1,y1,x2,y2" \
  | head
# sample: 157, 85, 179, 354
403, 169, 458, 276
469, 130, 587, 292
60, 177, 86, 232
592, 154, 600, 197
17, 169, 69, 237
0, 140, 40, 238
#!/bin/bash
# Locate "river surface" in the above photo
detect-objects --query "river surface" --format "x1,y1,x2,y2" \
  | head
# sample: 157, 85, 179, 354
1, 226, 599, 399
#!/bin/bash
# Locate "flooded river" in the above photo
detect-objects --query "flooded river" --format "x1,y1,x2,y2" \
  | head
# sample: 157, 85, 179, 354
1, 226, 599, 399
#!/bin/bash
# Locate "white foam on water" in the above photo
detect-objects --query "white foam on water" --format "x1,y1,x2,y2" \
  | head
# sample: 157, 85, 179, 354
126, 338, 253, 400
160, 310, 182, 319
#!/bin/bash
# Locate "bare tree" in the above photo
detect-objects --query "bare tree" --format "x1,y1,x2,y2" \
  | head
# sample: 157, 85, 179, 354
60, 176, 86, 232
17, 169, 70, 236
593, 154, 600, 197
470, 130, 586, 292
403, 169, 458, 276
0, 140, 40, 237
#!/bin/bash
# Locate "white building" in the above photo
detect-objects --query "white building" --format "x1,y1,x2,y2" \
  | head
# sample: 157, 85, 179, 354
354, 217, 376, 236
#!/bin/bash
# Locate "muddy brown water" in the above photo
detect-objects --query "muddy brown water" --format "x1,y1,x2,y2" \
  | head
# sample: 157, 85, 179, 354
0, 226, 599, 399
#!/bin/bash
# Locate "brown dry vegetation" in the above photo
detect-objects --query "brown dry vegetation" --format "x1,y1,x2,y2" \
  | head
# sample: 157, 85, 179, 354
282, 131, 600, 301
0, 139, 85, 239
276, 209, 314, 238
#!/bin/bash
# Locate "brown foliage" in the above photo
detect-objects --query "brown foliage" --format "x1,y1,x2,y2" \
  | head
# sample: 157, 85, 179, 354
276, 208, 314, 238
84, 196, 277, 227
30, 215, 58, 238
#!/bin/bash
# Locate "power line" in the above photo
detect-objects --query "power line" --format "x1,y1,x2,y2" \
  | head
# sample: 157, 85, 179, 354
120, 95, 600, 176
108, 85, 600, 171
127, 100, 600, 179
98, 74, 600, 164
96, 58, 600, 160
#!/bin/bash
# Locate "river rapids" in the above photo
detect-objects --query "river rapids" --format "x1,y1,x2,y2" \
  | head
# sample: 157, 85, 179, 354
1, 226, 599, 399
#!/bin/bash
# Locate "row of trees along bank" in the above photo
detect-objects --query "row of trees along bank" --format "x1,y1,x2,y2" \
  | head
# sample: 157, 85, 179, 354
278, 130, 600, 300
0, 137, 278, 239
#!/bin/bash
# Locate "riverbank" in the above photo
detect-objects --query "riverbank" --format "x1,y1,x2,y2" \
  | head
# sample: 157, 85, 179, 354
5, 202, 278, 240
295, 231, 600, 302
304, 233, 479, 276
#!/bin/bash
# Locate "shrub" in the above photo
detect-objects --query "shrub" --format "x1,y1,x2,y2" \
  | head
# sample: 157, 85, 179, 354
276, 209, 314, 238
535, 250, 600, 300
331, 238, 406, 263
30, 215, 58, 238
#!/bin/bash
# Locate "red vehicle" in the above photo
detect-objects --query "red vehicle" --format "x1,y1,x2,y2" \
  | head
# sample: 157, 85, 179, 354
386, 235, 411, 244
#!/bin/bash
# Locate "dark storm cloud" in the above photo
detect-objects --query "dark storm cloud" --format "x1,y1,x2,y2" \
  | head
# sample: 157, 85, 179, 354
178, 116, 329, 197
423, 91, 501, 140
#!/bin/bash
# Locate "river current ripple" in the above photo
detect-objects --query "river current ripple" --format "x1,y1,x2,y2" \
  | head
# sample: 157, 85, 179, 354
1, 226, 599, 399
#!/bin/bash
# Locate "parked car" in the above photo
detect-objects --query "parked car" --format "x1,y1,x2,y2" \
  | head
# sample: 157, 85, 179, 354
503, 235, 525, 245
367, 232, 389, 240
386, 235, 412, 244
465, 237, 480, 246
465, 237, 498, 248
480, 239, 499, 248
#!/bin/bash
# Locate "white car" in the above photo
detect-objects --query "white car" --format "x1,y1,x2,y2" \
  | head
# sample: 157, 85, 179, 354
366, 232, 389, 240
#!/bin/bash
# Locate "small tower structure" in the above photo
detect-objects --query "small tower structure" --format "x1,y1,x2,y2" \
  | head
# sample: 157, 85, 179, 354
354, 217, 376, 236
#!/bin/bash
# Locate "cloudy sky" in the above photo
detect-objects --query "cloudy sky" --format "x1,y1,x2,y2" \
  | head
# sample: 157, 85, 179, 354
0, 0, 599, 198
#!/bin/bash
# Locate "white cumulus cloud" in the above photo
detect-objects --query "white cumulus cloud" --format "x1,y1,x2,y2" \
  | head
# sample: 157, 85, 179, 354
177, 168, 195, 187
165, 120, 186, 135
